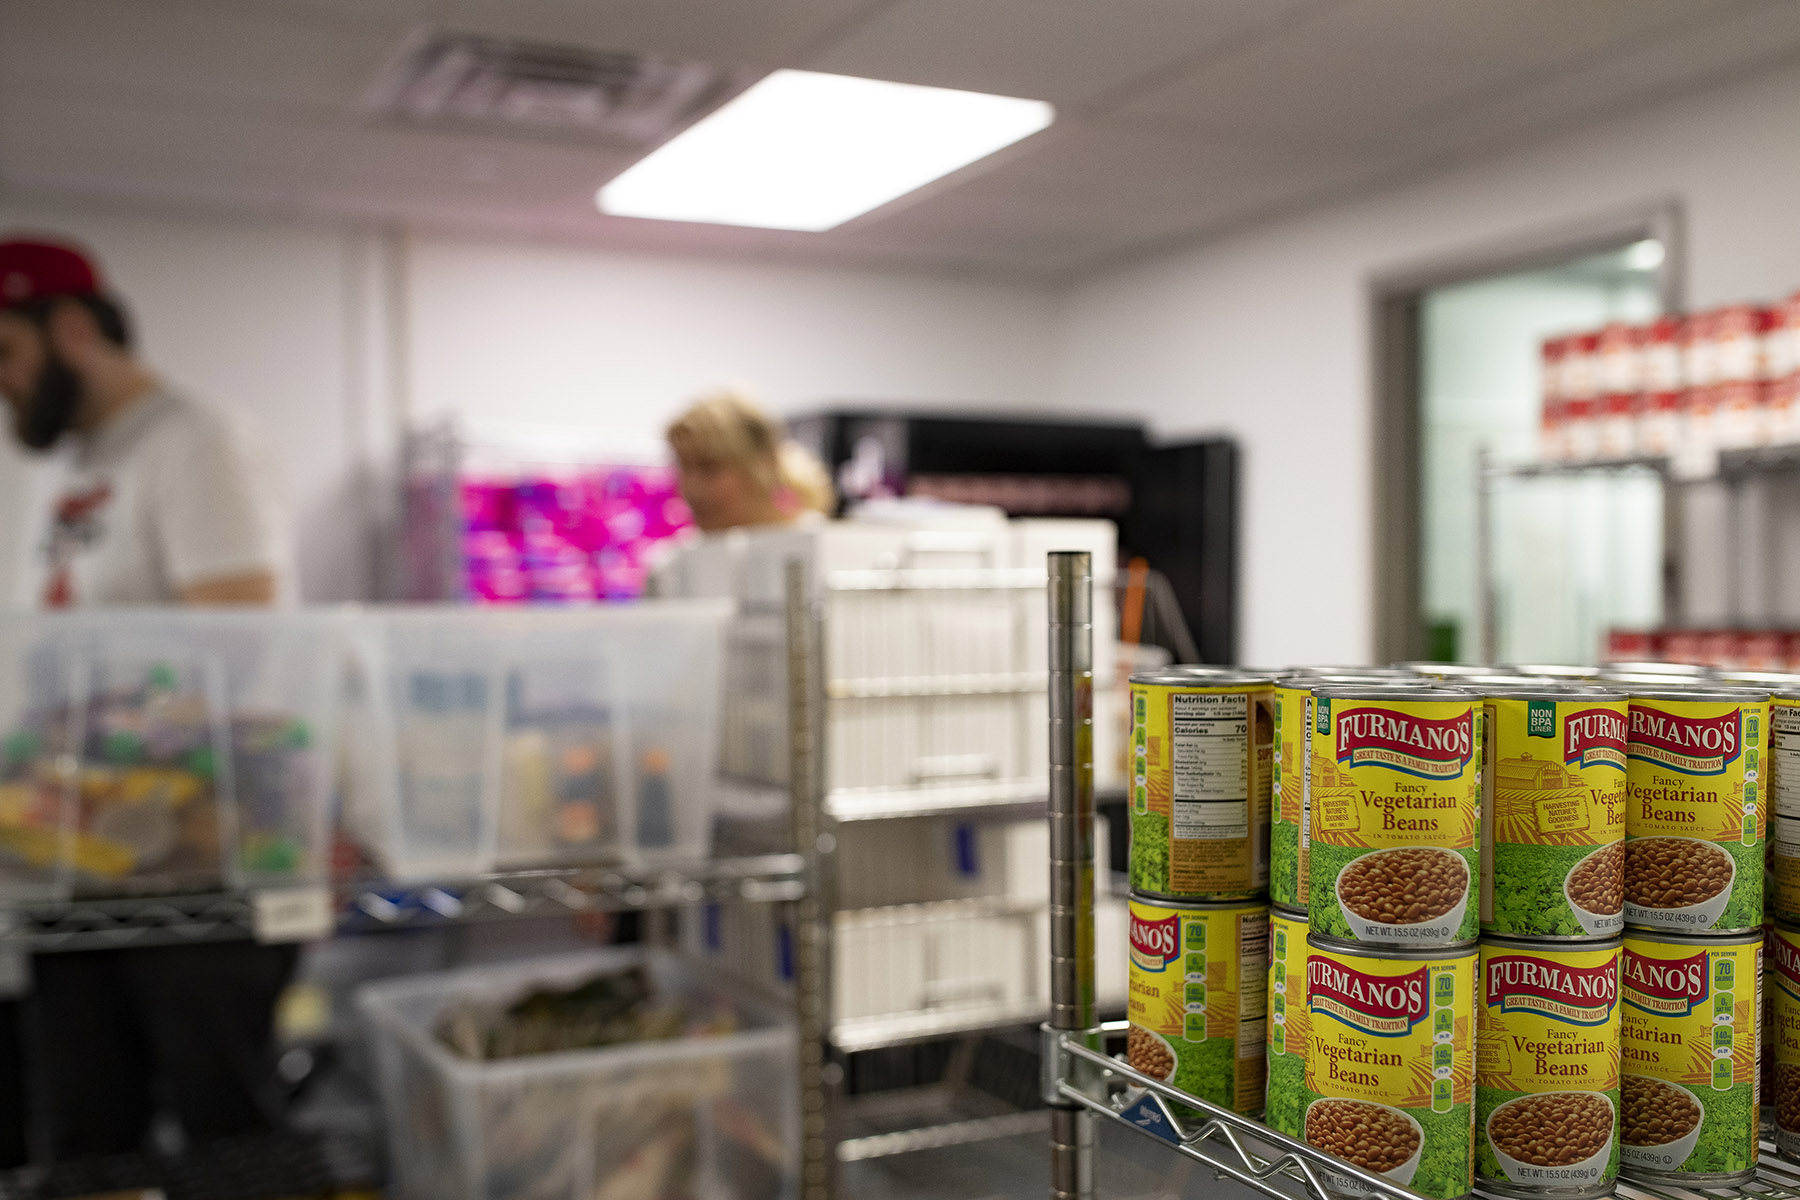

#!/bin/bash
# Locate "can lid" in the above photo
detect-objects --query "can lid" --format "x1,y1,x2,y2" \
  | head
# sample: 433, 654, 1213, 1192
1277, 672, 1434, 687
1309, 683, 1472, 702
1717, 670, 1800, 697
1129, 668, 1275, 687
1625, 686, 1771, 702
1306, 930, 1477, 958
1480, 933, 1622, 953
1461, 680, 1626, 700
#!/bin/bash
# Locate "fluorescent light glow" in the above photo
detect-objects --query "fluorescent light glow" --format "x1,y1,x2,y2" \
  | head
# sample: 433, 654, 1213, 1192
598, 70, 1053, 231
1624, 239, 1665, 270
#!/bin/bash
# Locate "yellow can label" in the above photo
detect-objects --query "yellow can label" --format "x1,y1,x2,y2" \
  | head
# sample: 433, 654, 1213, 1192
1127, 896, 1268, 1114
1619, 933, 1760, 1177
1266, 907, 1308, 1136
1774, 817, 1800, 923
1771, 696, 1800, 820
1309, 696, 1479, 945
1481, 697, 1627, 939
1271, 684, 1309, 909
1476, 940, 1621, 1189
1304, 938, 1475, 1200
1768, 925, 1800, 1155
1129, 682, 1273, 898
1624, 696, 1769, 933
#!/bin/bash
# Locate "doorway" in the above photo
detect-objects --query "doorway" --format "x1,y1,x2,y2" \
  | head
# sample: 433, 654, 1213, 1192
1372, 211, 1681, 663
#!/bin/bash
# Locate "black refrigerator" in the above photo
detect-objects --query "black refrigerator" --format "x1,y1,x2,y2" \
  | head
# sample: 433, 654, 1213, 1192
787, 408, 1239, 665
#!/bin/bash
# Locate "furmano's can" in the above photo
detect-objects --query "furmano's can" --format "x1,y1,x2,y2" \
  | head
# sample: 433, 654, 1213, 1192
1619, 930, 1761, 1183
1304, 934, 1476, 1200
1129, 671, 1275, 900
1624, 689, 1770, 933
1127, 894, 1269, 1116
1266, 905, 1308, 1137
1775, 688, 1800, 820
1774, 816, 1800, 924
1767, 921, 1800, 1162
1309, 687, 1480, 947
1272, 678, 1312, 911
1476, 937, 1622, 1196
1273, 672, 1426, 910
1479, 687, 1627, 939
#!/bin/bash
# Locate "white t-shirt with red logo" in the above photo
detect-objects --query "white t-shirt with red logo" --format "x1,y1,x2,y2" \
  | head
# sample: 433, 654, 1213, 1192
30, 389, 294, 606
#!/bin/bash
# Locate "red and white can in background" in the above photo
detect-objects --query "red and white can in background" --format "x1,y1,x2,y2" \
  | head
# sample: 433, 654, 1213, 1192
1562, 331, 1602, 460
1605, 628, 1660, 661
1539, 336, 1569, 460
1660, 628, 1707, 665
1739, 630, 1787, 671
1680, 312, 1721, 457
1636, 315, 1685, 457
1595, 322, 1642, 457
1767, 292, 1800, 445
1714, 304, 1772, 449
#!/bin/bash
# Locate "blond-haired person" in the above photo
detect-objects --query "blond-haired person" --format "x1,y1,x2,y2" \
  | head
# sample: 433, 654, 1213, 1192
666, 389, 832, 531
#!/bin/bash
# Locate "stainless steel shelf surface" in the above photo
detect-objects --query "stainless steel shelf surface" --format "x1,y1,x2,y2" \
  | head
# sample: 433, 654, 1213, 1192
828, 779, 1046, 821
834, 1000, 1048, 1054
1485, 454, 1672, 479
1053, 1023, 1426, 1200
0, 854, 807, 951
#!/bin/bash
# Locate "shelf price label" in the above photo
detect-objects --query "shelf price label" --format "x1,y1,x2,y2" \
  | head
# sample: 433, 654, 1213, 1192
252, 886, 334, 943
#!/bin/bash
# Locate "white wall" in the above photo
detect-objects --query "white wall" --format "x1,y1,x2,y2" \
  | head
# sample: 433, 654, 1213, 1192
0, 202, 1058, 603
405, 233, 1058, 443
1058, 62, 1800, 667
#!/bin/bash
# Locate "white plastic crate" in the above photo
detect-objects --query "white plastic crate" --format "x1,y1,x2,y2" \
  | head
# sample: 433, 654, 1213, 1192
344, 603, 728, 879
0, 609, 344, 899
833, 899, 1038, 1025
359, 948, 798, 1200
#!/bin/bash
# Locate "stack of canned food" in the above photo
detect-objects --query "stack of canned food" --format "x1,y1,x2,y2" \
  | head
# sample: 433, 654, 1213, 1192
1125, 659, 1795, 1200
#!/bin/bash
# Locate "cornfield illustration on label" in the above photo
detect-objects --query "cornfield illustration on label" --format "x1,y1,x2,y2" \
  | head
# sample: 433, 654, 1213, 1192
1266, 907, 1308, 1137
1309, 694, 1480, 946
1481, 696, 1627, 939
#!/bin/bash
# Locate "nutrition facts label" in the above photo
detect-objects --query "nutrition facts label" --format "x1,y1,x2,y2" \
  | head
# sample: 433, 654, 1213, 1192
1775, 704, 1800, 820
1170, 691, 1249, 840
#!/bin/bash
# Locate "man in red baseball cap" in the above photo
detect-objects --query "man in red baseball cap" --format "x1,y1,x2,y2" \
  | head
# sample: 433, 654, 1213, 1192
0, 235, 291, 605
0, 235, 298, 1158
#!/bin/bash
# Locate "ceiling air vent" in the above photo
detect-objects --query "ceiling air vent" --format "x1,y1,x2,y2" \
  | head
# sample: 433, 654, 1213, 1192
365, 29, 747, 146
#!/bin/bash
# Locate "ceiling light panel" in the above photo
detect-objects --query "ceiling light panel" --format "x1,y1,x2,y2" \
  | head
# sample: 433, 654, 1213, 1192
597, 69, 1053, 231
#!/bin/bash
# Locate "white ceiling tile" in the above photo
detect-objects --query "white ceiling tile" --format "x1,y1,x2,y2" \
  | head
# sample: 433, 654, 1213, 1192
1116, 0, 1770, 151
307, 125, 633, 210
437, 0, 873, 69
808, 0, 1324, 110
0, 90, 341, 208
0, 0, 401, 117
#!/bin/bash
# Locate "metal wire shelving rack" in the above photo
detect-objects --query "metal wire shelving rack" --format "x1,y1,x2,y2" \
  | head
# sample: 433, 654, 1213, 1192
1042, 549, 1800, 1200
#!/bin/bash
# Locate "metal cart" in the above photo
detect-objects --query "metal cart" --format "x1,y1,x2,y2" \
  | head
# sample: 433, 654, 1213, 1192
1041, 549, 1800, 1200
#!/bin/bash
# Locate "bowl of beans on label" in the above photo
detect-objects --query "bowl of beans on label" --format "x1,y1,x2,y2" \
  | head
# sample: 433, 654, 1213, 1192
1619, 1077, 1704, 1170
1304, 1097, 1423, 1187
1125, 1024, 1177, 1084
1334, 846, 1470, 943
1563, 842, 1626, 936
1623, 837, 1735, 931
1487, 1091, 1615, 1185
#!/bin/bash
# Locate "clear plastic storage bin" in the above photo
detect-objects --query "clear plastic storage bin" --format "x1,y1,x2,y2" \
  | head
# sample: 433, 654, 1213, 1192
0, 609, 343, 899
344, 602, 729, 879
358, 948, 798, 1200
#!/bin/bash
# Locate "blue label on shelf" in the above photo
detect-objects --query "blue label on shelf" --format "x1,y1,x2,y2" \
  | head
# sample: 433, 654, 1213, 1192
1116, 1092, 1182, 1145
703, 903, 721, 951
954, 822, 978, 877
777, 921, 795, 982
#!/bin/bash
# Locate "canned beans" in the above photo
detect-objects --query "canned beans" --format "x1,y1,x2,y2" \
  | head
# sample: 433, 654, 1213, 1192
1620, 1077, 1701, 1148
1339, 847, 1468, 927
1618, 930, 1760, 1183
1565, 842, 1624, 917
1488, 1093, 1612, 1168
1306, 1098, 1421, 1175
1265, 906, 1308, 1138
1126, 1024, 1174, 1080
1624, 838, 1733, 910
1767, 921, 1800, 1162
